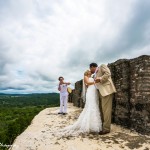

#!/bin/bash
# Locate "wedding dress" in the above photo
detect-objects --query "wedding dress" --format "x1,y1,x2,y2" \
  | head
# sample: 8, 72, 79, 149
57, 77, 102, 136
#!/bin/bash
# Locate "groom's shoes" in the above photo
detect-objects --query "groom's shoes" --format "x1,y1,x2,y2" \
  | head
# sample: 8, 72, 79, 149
99, 130, 110, 135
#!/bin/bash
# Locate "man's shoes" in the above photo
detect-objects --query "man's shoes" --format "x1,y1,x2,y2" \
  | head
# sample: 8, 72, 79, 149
58, 112, 68, 115
58, 112, 63, 114
99, 130, 110, 135
62, 113, 67, 115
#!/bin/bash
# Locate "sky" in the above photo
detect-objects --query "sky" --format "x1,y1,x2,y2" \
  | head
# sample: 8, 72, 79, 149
0, 0, 150, 94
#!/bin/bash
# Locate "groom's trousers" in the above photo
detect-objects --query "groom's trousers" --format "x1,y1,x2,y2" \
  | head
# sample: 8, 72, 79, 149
99, 93, 113, 132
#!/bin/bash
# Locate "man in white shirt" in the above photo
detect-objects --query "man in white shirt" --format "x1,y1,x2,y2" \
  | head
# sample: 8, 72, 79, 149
58, 76, 70, 115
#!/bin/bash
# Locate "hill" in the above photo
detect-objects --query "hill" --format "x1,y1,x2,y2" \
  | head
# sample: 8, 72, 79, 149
0, 93, 59, 150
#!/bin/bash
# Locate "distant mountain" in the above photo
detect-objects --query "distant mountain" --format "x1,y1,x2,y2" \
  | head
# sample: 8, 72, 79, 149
0, 92, 59, 96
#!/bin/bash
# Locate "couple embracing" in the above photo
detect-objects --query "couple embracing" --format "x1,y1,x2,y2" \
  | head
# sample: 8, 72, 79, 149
58, 63, 116, 136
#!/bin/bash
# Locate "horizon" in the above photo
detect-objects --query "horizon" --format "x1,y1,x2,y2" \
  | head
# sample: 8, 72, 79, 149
0, 92, 60, 95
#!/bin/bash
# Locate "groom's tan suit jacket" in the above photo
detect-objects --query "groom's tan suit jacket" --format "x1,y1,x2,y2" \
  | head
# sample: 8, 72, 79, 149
96, 64, 116, 97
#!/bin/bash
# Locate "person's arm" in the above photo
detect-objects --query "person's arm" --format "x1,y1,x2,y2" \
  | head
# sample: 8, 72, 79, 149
58, 83, 61, 91
84, 76, 94, 85
66, 82, 71, 85
63, 82, 71, 85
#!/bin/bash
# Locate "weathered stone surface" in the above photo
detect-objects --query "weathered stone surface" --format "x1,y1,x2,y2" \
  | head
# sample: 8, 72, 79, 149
108, 59, 131, 128
109, 55, 150, 134
71, 80, 84, 108
129, 55, 150, 134
69, 55, 150, 135
68, 89, 74, 103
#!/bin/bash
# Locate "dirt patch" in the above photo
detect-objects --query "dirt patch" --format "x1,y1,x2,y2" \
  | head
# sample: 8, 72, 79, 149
100, 132, 150, 149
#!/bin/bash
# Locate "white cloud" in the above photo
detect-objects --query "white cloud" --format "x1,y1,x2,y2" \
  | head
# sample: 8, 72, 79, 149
0, 0, 149, 93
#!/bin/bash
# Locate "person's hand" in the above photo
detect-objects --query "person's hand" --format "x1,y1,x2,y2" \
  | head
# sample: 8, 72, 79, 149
94, 77, 101, 83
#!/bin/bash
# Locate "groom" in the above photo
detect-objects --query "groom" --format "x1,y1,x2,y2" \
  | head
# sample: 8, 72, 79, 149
90, 63, 116, 135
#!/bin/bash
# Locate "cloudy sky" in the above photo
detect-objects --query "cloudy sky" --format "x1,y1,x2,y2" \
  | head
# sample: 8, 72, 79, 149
0, 0, 150, 94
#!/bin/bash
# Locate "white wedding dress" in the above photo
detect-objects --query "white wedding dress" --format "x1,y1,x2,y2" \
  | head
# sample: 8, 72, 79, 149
57, 77, 102, 136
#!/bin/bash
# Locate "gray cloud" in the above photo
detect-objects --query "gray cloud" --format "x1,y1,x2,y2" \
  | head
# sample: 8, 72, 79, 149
0, 0, 149, 93
110, 1, 150, 53
96, 0, 150, 61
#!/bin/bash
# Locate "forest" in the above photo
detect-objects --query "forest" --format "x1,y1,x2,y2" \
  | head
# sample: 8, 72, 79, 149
0, 93, 59, 150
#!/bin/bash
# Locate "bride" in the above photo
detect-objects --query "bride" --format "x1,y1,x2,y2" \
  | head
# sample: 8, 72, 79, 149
58, 70, 102, 136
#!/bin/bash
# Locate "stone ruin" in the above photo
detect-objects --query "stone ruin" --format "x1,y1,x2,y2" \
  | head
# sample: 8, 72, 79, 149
68, 55, 150, 135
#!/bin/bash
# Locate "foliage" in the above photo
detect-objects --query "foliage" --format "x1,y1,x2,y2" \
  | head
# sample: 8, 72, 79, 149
0, 93, 59, 150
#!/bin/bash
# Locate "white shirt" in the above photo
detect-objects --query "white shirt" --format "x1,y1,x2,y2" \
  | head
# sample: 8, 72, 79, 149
93, 67, 99, 79
60, 84, 68, 96
93, 67, 99, 89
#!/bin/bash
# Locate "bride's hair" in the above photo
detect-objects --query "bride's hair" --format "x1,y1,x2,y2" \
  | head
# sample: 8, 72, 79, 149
84, 70, 91, 76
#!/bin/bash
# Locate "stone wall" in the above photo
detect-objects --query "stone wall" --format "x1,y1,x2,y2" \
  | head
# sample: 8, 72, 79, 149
69, 55, 150, 135
68, 80, 85, 108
